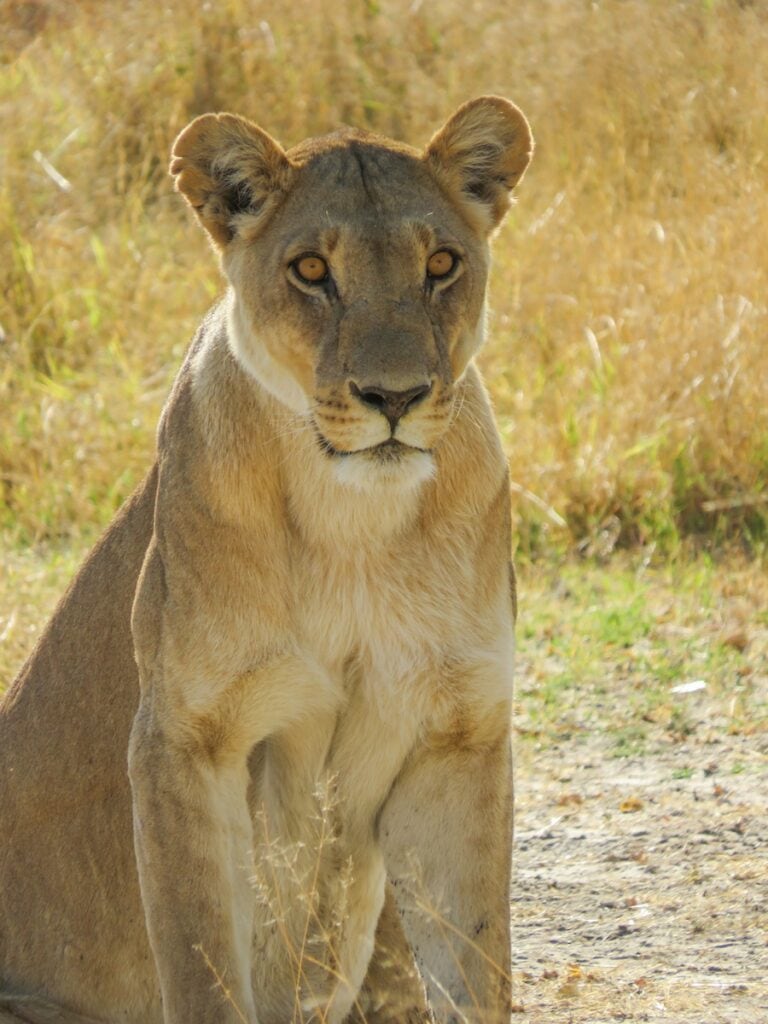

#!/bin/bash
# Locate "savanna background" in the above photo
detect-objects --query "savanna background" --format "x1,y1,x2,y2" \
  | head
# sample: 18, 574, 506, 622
1, 1, 766, 1021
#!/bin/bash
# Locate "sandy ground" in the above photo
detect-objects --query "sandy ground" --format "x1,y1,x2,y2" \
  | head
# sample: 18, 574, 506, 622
511, 732, 768, 1023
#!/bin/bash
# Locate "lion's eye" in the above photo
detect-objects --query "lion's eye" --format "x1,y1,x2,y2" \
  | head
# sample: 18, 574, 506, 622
427, 249, 457, 280
293, 255, 329, 284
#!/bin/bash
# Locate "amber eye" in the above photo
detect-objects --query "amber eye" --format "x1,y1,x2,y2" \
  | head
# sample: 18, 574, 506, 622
293, 254, 329, 284
427, 249, 457, 280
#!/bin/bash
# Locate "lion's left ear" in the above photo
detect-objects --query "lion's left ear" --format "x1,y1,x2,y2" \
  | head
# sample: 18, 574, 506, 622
425, 96, 533, 233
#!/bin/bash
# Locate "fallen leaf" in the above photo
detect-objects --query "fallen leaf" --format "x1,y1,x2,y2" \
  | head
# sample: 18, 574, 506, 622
620, 796, 644, 813
557, 792, 584, 807
556, 980, 580, 999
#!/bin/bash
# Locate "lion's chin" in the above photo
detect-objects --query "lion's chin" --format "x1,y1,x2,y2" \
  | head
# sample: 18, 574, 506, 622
329, 441, 436, 494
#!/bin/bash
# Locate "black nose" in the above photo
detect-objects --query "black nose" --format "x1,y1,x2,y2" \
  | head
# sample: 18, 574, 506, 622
350, 381, 432, 429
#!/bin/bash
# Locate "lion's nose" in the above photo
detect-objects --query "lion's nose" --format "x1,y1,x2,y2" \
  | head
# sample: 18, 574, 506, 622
350, 381, 432, 429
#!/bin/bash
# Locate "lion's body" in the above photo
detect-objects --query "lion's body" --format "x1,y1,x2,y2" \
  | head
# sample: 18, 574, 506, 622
0, 99, 532, 1024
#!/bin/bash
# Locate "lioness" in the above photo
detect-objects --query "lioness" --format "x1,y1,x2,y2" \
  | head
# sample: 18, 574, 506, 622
0, 97, 532, 1024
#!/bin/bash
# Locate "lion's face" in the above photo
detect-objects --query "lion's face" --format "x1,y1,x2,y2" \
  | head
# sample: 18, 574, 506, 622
171, 100, 533, 488
226, 140, 491, 488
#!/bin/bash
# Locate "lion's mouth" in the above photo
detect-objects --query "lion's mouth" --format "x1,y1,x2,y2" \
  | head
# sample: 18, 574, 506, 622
316, 435, 428, 461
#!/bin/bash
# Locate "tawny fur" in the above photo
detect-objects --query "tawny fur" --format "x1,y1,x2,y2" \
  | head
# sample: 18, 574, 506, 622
0, 97, 532, 1024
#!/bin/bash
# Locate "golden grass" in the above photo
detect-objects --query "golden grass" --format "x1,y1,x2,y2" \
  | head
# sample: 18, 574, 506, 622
2, 0, 767, 553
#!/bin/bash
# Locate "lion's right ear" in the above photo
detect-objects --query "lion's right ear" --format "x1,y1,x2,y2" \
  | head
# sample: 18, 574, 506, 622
170, 113, 294, 248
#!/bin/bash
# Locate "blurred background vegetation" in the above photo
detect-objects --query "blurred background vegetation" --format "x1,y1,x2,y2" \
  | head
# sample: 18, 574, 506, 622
1, 0, 767, 558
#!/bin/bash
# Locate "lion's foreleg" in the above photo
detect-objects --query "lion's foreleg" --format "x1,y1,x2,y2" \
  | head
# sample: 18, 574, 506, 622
290, 687, 422, 1024
346, 885, 433, 1024
129, 526, 344, 1024
128, 708, 258, 1024
380, 716, 514, 1024
298, 839, 386, 1024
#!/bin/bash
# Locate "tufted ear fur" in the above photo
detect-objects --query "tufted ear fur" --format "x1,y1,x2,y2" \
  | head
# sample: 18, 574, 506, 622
170, 113, 294, 248
425, 96, 533, 233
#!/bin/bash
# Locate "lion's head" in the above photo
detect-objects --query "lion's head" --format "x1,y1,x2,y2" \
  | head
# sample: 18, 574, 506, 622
170, 98, 532, 490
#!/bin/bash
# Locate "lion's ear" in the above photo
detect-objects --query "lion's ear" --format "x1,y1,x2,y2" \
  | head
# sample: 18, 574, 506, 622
170, 113, 294, 248
425, 97, 533, 233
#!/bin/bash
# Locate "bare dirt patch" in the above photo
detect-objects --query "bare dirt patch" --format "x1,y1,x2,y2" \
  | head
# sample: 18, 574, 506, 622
510, 556, 768, 1023
512, 734, 767, 1023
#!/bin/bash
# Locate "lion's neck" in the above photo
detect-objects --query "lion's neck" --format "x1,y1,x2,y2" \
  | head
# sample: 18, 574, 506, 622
277, 410, 430, 551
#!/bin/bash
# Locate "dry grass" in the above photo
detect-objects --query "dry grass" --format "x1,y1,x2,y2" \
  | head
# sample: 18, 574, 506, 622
1, 0, 768, 554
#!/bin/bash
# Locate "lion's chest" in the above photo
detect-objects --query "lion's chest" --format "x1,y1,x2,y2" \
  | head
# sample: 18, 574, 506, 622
284, 536, 514, 752
293, 544, 459, 703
